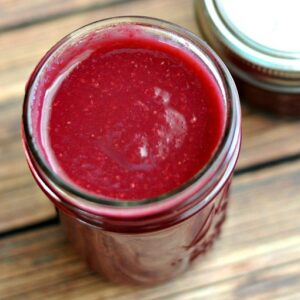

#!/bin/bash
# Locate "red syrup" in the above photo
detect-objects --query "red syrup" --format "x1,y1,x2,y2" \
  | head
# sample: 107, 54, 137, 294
44, 36, 224, 200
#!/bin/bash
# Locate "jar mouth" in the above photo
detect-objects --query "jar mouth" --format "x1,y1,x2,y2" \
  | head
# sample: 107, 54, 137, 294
23, 16, 240, 209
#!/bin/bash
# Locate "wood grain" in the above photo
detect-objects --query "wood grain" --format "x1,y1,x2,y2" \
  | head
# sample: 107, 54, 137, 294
239, 111, 300, 169
1, 161, 300, 299
0, 0, 300, 233
0, 0, 123, 31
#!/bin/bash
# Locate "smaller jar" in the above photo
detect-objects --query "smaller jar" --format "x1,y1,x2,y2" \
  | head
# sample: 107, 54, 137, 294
195, 0, 300, 116
22, 16, 241, 285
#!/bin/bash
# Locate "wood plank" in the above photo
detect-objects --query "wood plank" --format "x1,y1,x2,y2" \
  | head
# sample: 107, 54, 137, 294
0, 0, 122, 31
1, 160, 300, 299
1, 0, 300, 233
0, 99, 56, 233
239, 110, 300, 169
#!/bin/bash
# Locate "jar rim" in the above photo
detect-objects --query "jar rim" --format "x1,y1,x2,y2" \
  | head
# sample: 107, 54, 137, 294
22, 16, 241, 215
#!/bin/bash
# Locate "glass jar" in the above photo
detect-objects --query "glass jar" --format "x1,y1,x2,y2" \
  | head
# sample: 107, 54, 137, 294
195, 0, 300, 116
22, 16, 241, 285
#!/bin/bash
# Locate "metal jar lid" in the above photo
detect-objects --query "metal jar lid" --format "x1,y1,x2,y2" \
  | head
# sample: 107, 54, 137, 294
195, 0, 300, 93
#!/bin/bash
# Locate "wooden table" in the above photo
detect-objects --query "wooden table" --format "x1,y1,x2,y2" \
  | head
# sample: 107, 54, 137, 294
1, 0, 300, 299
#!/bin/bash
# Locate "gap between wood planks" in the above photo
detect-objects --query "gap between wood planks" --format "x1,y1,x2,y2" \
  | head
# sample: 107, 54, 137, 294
0, 0, 139, 33
235, 153, 300, 176
1, 152, 300, 240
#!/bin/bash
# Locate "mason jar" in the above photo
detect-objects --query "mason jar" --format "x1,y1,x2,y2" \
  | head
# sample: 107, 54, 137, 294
22, 16, 241, 285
